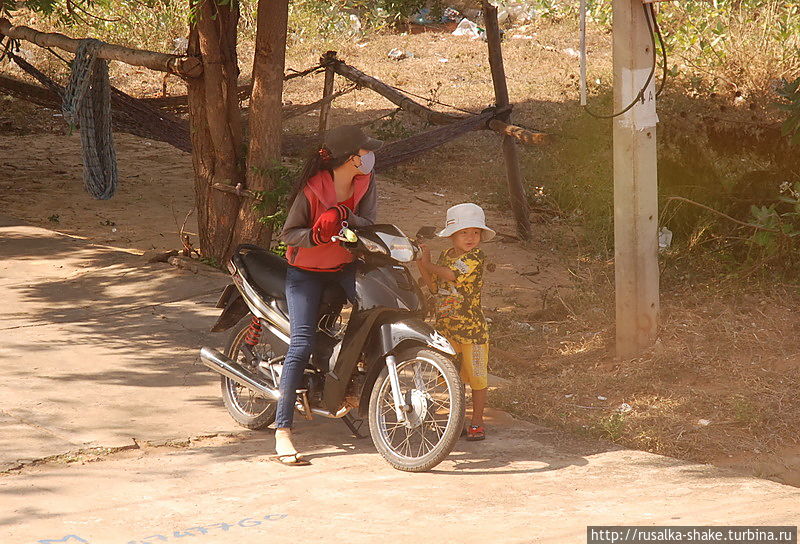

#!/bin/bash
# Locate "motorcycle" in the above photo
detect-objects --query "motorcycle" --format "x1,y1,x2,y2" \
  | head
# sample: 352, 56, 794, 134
199, 224, 465, 472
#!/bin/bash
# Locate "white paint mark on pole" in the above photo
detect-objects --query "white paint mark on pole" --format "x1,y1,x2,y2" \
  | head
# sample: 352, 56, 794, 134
620, 67, 659, 129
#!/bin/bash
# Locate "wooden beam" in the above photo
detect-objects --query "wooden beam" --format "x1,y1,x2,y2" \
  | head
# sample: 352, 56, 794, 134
0, 18, 202, 78
482, 1, 532, 241
487, 119, 550, 146
612, 0, 659, 358
331, 60, 461, 126
375, 109, 498, 170
0, 71, 59, 109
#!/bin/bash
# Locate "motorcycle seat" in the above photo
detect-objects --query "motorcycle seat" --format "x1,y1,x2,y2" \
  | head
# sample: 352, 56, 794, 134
240, 249, 287, 300
238, 247, 346, 306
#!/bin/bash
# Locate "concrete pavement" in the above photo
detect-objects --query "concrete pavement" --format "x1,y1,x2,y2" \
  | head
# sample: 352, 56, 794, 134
0, 215, 234, 466
1, 216, 798, 544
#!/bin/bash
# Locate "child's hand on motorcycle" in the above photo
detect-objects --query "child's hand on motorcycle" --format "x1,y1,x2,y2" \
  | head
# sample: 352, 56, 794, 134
418, 243, 432, 264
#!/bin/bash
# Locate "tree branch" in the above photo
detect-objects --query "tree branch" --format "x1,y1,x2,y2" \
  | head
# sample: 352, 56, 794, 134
663, 196, 779, 233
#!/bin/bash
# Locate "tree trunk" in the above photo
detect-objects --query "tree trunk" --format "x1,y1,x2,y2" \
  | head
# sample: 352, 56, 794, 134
227, 0, 289, 250
187, 0, 244, 263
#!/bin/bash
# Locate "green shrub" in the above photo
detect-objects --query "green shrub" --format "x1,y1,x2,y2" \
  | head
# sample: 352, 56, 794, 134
776, 77, 800, 146
252, 162, 297, 234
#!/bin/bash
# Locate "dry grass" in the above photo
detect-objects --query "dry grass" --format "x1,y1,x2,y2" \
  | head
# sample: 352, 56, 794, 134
488, 269, 800, 485
665, 0, 800, 98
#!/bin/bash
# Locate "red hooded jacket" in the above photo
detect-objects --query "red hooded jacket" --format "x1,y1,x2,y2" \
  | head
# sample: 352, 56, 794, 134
280, 170, 377, 272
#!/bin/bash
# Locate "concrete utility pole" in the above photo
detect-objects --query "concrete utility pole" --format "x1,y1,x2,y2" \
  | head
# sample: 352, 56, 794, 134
613, 0, 659, 358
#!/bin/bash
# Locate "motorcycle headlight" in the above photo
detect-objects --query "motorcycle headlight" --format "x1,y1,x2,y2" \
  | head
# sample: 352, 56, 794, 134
389, 241, 415, 263
360, 237, 388, 255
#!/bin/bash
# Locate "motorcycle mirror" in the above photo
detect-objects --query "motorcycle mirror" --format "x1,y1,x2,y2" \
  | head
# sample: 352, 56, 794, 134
415, 226, 437, 239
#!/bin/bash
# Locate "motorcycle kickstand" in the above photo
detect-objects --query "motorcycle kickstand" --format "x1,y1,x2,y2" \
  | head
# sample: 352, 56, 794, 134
341, 414, 367, 439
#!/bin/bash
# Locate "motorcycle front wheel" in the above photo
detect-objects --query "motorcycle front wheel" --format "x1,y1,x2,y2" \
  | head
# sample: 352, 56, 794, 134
368, 346, 465, 472
219, 315, 279, 430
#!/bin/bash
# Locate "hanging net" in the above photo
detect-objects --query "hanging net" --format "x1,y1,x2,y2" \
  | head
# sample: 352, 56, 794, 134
62, 39, 118, 200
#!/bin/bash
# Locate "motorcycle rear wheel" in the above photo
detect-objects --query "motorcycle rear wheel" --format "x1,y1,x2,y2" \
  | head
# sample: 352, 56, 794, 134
219, 315, 278, 430
368, 346, 465, 472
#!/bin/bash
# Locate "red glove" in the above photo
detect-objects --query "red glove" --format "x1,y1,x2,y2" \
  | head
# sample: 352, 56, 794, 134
312, 206, 349, 244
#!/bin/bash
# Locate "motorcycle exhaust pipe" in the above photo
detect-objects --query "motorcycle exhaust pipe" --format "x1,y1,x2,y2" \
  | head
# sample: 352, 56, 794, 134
199, 347, 280, 401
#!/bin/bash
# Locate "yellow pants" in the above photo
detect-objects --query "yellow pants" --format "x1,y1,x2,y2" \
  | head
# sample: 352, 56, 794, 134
451, 342, 489, 391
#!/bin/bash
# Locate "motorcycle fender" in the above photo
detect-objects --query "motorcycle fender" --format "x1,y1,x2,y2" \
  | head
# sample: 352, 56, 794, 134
377, 320, 456, 358
215, 283, 238, 309
210, 285, 249, 332
356, 320, 456, 417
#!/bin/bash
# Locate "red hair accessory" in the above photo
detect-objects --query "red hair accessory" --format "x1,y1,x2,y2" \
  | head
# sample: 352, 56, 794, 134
318, 147, 332, 161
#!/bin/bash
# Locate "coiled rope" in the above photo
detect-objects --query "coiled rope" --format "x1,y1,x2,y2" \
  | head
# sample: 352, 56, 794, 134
62, 39, 118, 200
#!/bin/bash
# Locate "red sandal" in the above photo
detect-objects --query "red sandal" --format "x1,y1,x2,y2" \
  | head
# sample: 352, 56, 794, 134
466, 425, 485, 441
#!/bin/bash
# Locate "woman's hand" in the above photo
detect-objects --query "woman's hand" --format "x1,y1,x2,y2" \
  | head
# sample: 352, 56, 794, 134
313, 207, 346, 243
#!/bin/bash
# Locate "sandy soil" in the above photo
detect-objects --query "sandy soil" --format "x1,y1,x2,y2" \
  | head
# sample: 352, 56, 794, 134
0, 123, 572, 313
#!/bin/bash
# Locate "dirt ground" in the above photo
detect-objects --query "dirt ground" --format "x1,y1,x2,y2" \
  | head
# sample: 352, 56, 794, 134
1, 21, 799, 489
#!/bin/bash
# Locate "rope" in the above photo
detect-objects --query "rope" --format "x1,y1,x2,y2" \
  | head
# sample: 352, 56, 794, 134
386, 82, 556, 137
62, 39, 118, 200
387, 82, 480, 116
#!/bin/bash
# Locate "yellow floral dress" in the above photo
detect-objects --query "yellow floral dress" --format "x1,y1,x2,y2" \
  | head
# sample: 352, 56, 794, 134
432, 247, 489, 345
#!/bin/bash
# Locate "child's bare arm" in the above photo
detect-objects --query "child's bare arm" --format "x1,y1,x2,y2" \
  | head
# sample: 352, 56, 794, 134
416, 244, 438, 291
417, 244, 457, 283
422, 262, 457, 282
417, 263, 436, 292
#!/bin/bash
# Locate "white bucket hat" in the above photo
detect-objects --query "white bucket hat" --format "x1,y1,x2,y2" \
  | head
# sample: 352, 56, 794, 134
437, 203, 496, 242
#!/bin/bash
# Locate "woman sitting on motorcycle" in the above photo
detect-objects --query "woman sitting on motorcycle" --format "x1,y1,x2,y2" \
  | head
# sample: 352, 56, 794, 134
275, 125, 383, 466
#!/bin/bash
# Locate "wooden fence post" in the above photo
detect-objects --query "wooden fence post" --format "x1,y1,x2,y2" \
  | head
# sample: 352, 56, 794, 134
482, 1, 532, 241
318, 51, 337, 139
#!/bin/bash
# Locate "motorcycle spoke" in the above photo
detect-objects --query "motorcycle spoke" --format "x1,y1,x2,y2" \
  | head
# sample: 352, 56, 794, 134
407, 426, 436, 456
427, 417, 447, 439
430, 423, 443, 440
397, 428, 413, 457
387, 423, 403, 444
428, 398, 451, 415
420, 371, 444, 391
419, 430, 437, 453
380, 400, 396, 418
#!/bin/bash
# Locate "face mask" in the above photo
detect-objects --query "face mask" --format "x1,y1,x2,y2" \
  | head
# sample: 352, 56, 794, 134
355, 151, 375, 175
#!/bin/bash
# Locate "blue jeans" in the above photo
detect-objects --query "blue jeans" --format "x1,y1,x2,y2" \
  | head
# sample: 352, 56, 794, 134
275, 263, 357, 429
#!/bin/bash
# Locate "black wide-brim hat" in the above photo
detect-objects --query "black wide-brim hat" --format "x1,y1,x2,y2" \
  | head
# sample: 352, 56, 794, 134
324, 125, 384, 157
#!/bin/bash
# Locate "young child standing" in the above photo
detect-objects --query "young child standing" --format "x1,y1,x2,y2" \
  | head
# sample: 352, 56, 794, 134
417, 203, 495, 441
